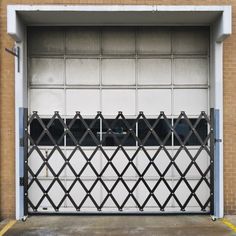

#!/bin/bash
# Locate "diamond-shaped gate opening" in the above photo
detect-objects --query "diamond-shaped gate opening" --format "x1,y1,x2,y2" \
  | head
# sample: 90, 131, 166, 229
112, 149, 130, 175
28, 181, 44, 209
66, 118, 100, 146
138, 118, 172, 146
153, 149, 172, 177
30, 118, 64, 146
28, 149, 44, 175
154, 180, 171, 207
48, 149, 65, 176
191, 118, 208, 146
67, 148, 87, 176
174, 149, 191, 177
112, 181, 129, 207
174, 180, 192, 209
195, 180, 211, 210
174, 118, 192, 145
47, 181, 65, 207
90, 149, 107, 176
134, 181, 150, 206
68, 181, 87, 209
133, 148, 152, 175
90, 180, 102, 206
195, 149, 210, 177
102, 118, 136, 146
174, 118, 208, 146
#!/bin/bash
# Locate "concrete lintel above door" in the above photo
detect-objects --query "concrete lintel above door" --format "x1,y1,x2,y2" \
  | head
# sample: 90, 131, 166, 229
7, 5, 231, 42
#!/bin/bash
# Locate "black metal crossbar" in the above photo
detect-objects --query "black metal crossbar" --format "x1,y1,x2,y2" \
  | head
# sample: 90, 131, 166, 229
24, 110, 215, 215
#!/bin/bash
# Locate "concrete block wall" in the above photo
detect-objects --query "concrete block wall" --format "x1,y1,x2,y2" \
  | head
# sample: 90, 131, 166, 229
0, 0, 235, 219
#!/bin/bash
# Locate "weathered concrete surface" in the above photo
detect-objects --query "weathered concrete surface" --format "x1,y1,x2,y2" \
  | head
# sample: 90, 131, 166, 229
0, 219, 10, 231
225, 215, 236, 226
5, 216, 236, 236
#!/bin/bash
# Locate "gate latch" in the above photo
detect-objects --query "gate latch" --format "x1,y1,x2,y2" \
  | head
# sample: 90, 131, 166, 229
215, 138, 222, 143
20, 177, 24, 186
20, 137, 24, 147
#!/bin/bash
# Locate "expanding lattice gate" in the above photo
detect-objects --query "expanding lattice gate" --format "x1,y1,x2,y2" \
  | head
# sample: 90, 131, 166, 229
23, 110, 215, 215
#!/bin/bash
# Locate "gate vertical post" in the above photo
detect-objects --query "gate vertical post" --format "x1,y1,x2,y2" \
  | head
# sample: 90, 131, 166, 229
23, 108, 28, 216
210, 108, 215, 215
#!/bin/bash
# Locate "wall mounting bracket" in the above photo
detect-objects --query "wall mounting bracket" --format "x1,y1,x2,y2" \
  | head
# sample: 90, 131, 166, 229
5, 46, 20, 72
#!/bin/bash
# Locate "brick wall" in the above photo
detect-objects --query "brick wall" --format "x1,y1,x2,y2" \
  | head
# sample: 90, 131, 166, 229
0, 0, 235, 219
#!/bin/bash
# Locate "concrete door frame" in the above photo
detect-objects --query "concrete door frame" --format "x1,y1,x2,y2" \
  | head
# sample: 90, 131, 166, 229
7, 4, 232, 220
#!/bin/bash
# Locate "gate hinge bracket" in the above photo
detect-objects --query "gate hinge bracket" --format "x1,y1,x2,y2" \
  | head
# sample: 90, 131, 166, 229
5, 46, 20, 72
20, 177, 24, 186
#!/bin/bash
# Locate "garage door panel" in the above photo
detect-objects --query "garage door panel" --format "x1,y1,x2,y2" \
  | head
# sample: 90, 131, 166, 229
138, 89, 171, 115
28, 29, 64, 55
137, 29, 171, 54
30, 89, 64, 115
66, 89, 100, 115
66, 59, 99, 85
172, 30, 209, 54
29, 58, 64, 85
173, 89, 208, 115
174, 58, 208, 85
102, 89, 135, 115
102, 30, 135, 54
28, 27, 211, 214
66, 29, 100, 54
138, 59, 171, 85
102, 59, 135, 85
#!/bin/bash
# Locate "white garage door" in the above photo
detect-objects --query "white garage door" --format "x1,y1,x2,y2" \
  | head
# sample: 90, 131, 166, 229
27, 27, 211, 213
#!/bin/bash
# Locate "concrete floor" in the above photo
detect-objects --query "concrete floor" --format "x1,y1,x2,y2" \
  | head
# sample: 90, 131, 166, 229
4, 215, 236, 236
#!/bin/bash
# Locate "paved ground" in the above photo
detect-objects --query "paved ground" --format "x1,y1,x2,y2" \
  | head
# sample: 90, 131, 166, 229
3, 215, 236, 236
226, 215, 236, 225
0, 219, 9, 231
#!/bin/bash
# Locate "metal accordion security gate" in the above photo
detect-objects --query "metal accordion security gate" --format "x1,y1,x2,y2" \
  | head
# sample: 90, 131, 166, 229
23, 109, 215, 215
